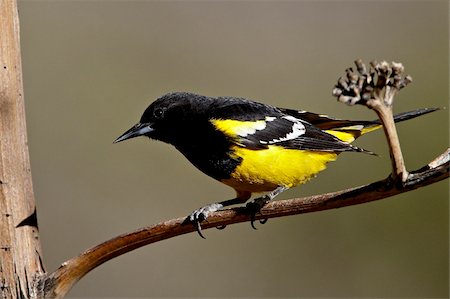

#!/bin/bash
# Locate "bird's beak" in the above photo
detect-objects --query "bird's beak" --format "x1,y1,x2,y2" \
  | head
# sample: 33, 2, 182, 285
113, 123, 154, 143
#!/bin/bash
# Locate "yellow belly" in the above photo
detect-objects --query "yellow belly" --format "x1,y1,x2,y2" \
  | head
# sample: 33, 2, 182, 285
221, 145, 338, 193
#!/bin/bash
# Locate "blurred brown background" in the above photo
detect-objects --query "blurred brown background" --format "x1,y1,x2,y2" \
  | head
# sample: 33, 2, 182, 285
18, 1, 448, 298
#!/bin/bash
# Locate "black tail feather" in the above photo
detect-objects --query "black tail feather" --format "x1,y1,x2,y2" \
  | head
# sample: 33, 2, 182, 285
374, 107, 440, 125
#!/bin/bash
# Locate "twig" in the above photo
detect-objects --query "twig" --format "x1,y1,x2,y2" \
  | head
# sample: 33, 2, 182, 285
36, 149, 449, 298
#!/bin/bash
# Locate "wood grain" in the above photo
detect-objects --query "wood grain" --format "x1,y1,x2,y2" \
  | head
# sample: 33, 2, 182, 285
0, 1, 45, 298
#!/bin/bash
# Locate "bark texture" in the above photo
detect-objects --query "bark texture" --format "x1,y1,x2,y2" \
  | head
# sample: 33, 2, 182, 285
0, 1, 45, 298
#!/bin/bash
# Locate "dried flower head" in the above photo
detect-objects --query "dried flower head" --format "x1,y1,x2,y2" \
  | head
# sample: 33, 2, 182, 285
332, 59, 412, 108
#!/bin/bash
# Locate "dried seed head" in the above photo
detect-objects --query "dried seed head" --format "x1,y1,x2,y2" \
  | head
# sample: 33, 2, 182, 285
332, 59, 412, 107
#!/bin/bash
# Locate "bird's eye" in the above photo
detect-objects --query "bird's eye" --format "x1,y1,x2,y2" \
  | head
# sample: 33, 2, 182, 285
153, 108, 165, 119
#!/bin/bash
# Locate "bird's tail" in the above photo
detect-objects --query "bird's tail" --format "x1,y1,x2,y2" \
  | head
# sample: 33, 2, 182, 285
357, 107, 438, 135
326, 107, 439, 143
391, 107, 440, 123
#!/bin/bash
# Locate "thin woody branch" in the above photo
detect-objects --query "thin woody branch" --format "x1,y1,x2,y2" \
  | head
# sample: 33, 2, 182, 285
36, 148, 449, 298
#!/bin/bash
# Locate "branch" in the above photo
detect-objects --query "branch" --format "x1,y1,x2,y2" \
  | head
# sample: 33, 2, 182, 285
37, 148, 449, 298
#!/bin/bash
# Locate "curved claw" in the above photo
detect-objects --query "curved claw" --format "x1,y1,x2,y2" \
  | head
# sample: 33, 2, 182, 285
194, 220, 206, 239
247, 203, 257, 229
251, 219, 258, 230
247, 198, 268, 230
188, 203, 226, 238
250, 214, 268, 229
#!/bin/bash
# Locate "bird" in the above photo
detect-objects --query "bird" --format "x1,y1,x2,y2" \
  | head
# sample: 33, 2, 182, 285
114, 92, 436, 238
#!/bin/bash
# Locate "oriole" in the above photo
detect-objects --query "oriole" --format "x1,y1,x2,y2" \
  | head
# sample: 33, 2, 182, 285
114, 92, 436, 237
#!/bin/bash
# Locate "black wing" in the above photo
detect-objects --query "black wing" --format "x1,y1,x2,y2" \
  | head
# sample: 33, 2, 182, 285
232, 114, 367, 153
208, 96, 368, 153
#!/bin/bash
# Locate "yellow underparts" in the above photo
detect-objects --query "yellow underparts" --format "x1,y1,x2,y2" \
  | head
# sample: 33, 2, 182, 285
222, 145, 338, 193
212, 118, 380, 194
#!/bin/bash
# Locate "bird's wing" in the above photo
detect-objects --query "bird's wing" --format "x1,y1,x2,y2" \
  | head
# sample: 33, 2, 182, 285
211, 114, 366, 153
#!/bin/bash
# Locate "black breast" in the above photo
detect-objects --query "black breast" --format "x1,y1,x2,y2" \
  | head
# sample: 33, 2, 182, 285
172, 121, 242, 181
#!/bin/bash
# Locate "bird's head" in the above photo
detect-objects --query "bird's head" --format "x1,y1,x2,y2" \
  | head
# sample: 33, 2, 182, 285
114, 92, 213, 145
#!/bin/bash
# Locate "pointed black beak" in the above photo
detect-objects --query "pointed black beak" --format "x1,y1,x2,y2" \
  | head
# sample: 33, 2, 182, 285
114, 123, 154, 143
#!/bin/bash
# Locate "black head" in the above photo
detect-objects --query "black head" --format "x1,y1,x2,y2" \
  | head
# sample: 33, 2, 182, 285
114, 92, 214, 145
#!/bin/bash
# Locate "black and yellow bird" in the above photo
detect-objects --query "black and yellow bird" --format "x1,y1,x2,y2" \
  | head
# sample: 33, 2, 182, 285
114, 92, 435, 237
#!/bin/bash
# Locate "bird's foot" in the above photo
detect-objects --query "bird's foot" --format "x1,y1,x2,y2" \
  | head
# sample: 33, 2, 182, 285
246, 196, 270, 229
188, 203, 223, 239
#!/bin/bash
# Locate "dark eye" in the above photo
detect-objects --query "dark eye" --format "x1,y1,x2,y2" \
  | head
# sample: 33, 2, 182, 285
153, 108, 165, 119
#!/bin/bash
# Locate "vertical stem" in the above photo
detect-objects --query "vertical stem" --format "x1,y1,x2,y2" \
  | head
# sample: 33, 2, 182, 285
0, 0, 45, 298
371, 101, 409, 183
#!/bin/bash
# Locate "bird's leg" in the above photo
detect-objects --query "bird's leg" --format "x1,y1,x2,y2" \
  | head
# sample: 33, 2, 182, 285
189, 191, 251, 238
246, 186, 288, 229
